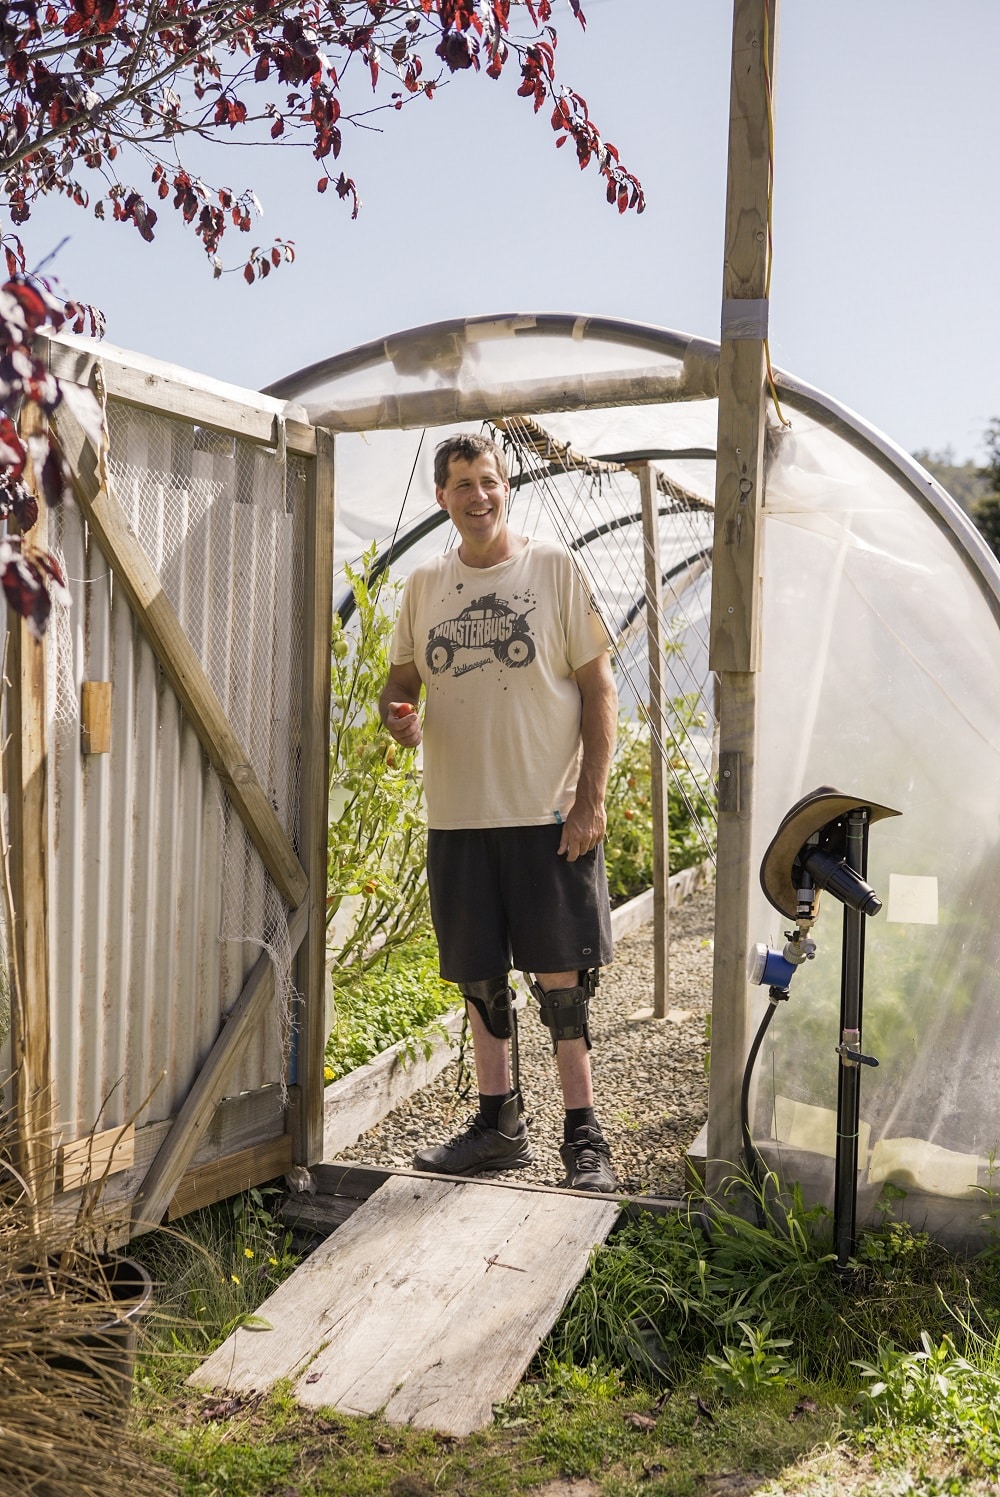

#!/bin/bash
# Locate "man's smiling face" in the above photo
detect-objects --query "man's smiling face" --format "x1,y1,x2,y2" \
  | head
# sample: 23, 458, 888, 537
435, 452, 511, 560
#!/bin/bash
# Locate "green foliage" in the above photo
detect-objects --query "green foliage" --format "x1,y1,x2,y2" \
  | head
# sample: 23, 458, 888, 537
133, 1172, 1000, 1496
913, 445, 990, 515
164, 1435, 298, 1497
544, 1174, 996, 1396
132, 1186, 300, 1376
517, 1355, 626, 1407
604, 697, 716, 903
152, 1372, 842, 1497
853, 1330, 1000, 1470
702, 1319, 793, 1396
968, 420, 1000, 558
857, 1202, 928, 1275
324, 934, 459, 1081
545, 1177, 835, 1386
971, 490, 1000, 560
327, 552, 431, 975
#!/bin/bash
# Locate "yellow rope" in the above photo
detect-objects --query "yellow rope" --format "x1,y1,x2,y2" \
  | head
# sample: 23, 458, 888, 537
762, 0, 790, 428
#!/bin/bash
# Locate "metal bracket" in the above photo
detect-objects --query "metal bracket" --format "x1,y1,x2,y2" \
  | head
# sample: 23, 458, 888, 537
718, 750, 741, 813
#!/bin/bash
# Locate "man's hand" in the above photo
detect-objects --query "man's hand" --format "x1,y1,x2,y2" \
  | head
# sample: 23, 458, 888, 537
386, 700, 422, 748
380, 662, 423, 747
558, 650, 617, 861
558, 797, 607, 862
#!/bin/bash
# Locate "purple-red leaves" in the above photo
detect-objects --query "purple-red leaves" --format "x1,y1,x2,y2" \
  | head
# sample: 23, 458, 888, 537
2, 237, 25, 280
116, 190, 157, 241
241, 238, 295, 282
12, 483, 39, 531
0, 271, 81, 636
3, 279, 56, 338
0, 537, 70, 639
0, 0, 644, 292
436, 28, 478, 71
213, 95, 248, 129
335, 173, 359, 218
0, 417, 27, 480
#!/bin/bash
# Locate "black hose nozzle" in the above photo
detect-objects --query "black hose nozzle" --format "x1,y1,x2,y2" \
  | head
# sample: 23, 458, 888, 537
799, 845, 882, 917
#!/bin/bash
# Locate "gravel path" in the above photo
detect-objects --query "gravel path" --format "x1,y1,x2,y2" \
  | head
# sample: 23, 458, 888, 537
331, 882, 714, 1198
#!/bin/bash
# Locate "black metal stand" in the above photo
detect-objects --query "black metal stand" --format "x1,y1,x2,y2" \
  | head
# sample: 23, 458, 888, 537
833, 809, 879, 1268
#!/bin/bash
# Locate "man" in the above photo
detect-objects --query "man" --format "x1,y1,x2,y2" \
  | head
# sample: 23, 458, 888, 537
379, 432, 619, 1193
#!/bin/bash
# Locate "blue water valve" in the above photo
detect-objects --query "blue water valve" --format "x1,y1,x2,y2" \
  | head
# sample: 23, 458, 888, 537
747, 942, 797, 990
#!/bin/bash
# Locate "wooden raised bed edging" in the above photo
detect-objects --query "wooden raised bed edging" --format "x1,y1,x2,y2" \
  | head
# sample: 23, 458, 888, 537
322, 856, 715, 1160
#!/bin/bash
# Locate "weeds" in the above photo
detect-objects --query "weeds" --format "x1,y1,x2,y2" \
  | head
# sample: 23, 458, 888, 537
703, 1319, 794, 1396
0, 1106, 173, 1497
132, 1185, 301, 1384
853, 1332, 1000, 1474
543, 1173, 1000, 1400
324, 934, 458, 1081
545, 1176, 837, 1385
122, 1175, 1000, 1494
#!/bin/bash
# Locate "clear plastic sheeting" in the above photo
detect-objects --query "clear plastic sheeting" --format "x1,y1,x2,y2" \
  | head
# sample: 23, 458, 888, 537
265, 314, 716, 433
752, 413, 1000, 1239
274, 312, 1000, 1243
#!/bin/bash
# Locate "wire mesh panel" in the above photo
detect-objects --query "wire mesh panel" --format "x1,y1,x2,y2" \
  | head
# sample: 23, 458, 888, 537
495, 418, 718, 868
47, 399, 307, 1140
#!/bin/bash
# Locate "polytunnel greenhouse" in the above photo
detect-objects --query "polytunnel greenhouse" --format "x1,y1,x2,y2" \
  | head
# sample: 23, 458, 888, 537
268, 311, 1000, 1245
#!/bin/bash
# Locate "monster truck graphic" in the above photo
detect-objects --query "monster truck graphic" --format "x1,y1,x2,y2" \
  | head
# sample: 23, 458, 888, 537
425, 593, 536, 674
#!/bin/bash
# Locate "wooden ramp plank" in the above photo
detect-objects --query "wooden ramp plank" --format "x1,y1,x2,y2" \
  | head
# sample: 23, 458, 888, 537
189, 1176, 466, 1392
189, 1175, 618, 1434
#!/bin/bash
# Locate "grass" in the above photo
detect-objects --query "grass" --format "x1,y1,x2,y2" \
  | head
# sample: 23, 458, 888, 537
129, 1185, 301, 1384
119, 1174, 1000, 1496
324, 934, 460, 1081
0, 1109, 173, 1497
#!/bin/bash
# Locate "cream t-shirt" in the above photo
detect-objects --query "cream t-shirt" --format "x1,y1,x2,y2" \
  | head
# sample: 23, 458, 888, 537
391, 541, 610, 829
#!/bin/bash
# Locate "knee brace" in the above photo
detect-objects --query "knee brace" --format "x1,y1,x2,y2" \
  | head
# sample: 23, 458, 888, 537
530, 969, 599, 1053
460, 975, 515, 1040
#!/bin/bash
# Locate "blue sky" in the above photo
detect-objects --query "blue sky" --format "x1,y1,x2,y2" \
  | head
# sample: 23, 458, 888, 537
26, 0, 1000, 462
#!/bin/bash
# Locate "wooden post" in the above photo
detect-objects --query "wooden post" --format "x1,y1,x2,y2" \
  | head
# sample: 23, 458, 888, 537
5, 403, 54, 1206
638, 463, 670, 1020
707, 0, 779, 1185
294, 428, 336, 1165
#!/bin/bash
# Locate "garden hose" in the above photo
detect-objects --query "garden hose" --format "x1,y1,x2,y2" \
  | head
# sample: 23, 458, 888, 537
740, 988, 788, 1226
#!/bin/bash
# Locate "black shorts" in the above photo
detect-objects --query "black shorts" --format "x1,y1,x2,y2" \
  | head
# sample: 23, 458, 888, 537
427, 824, 613, 984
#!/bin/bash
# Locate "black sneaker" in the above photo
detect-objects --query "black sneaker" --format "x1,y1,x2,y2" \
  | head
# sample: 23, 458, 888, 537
559, 1124, 620, 1194
412, 1095, 533, 1176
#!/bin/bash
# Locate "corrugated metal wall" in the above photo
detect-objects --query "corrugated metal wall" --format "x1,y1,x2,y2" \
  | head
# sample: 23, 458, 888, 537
47, 399, 307, 1141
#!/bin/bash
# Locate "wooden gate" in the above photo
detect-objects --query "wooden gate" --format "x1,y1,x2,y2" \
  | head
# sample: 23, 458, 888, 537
4, 332, 333, 1238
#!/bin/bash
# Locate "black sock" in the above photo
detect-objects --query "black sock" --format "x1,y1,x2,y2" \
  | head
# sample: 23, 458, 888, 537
479, 1091, 515, 1129
564, 1106, 598, 1142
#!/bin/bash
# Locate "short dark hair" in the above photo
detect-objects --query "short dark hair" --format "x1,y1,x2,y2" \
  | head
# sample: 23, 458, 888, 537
433, 433, 509, 489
